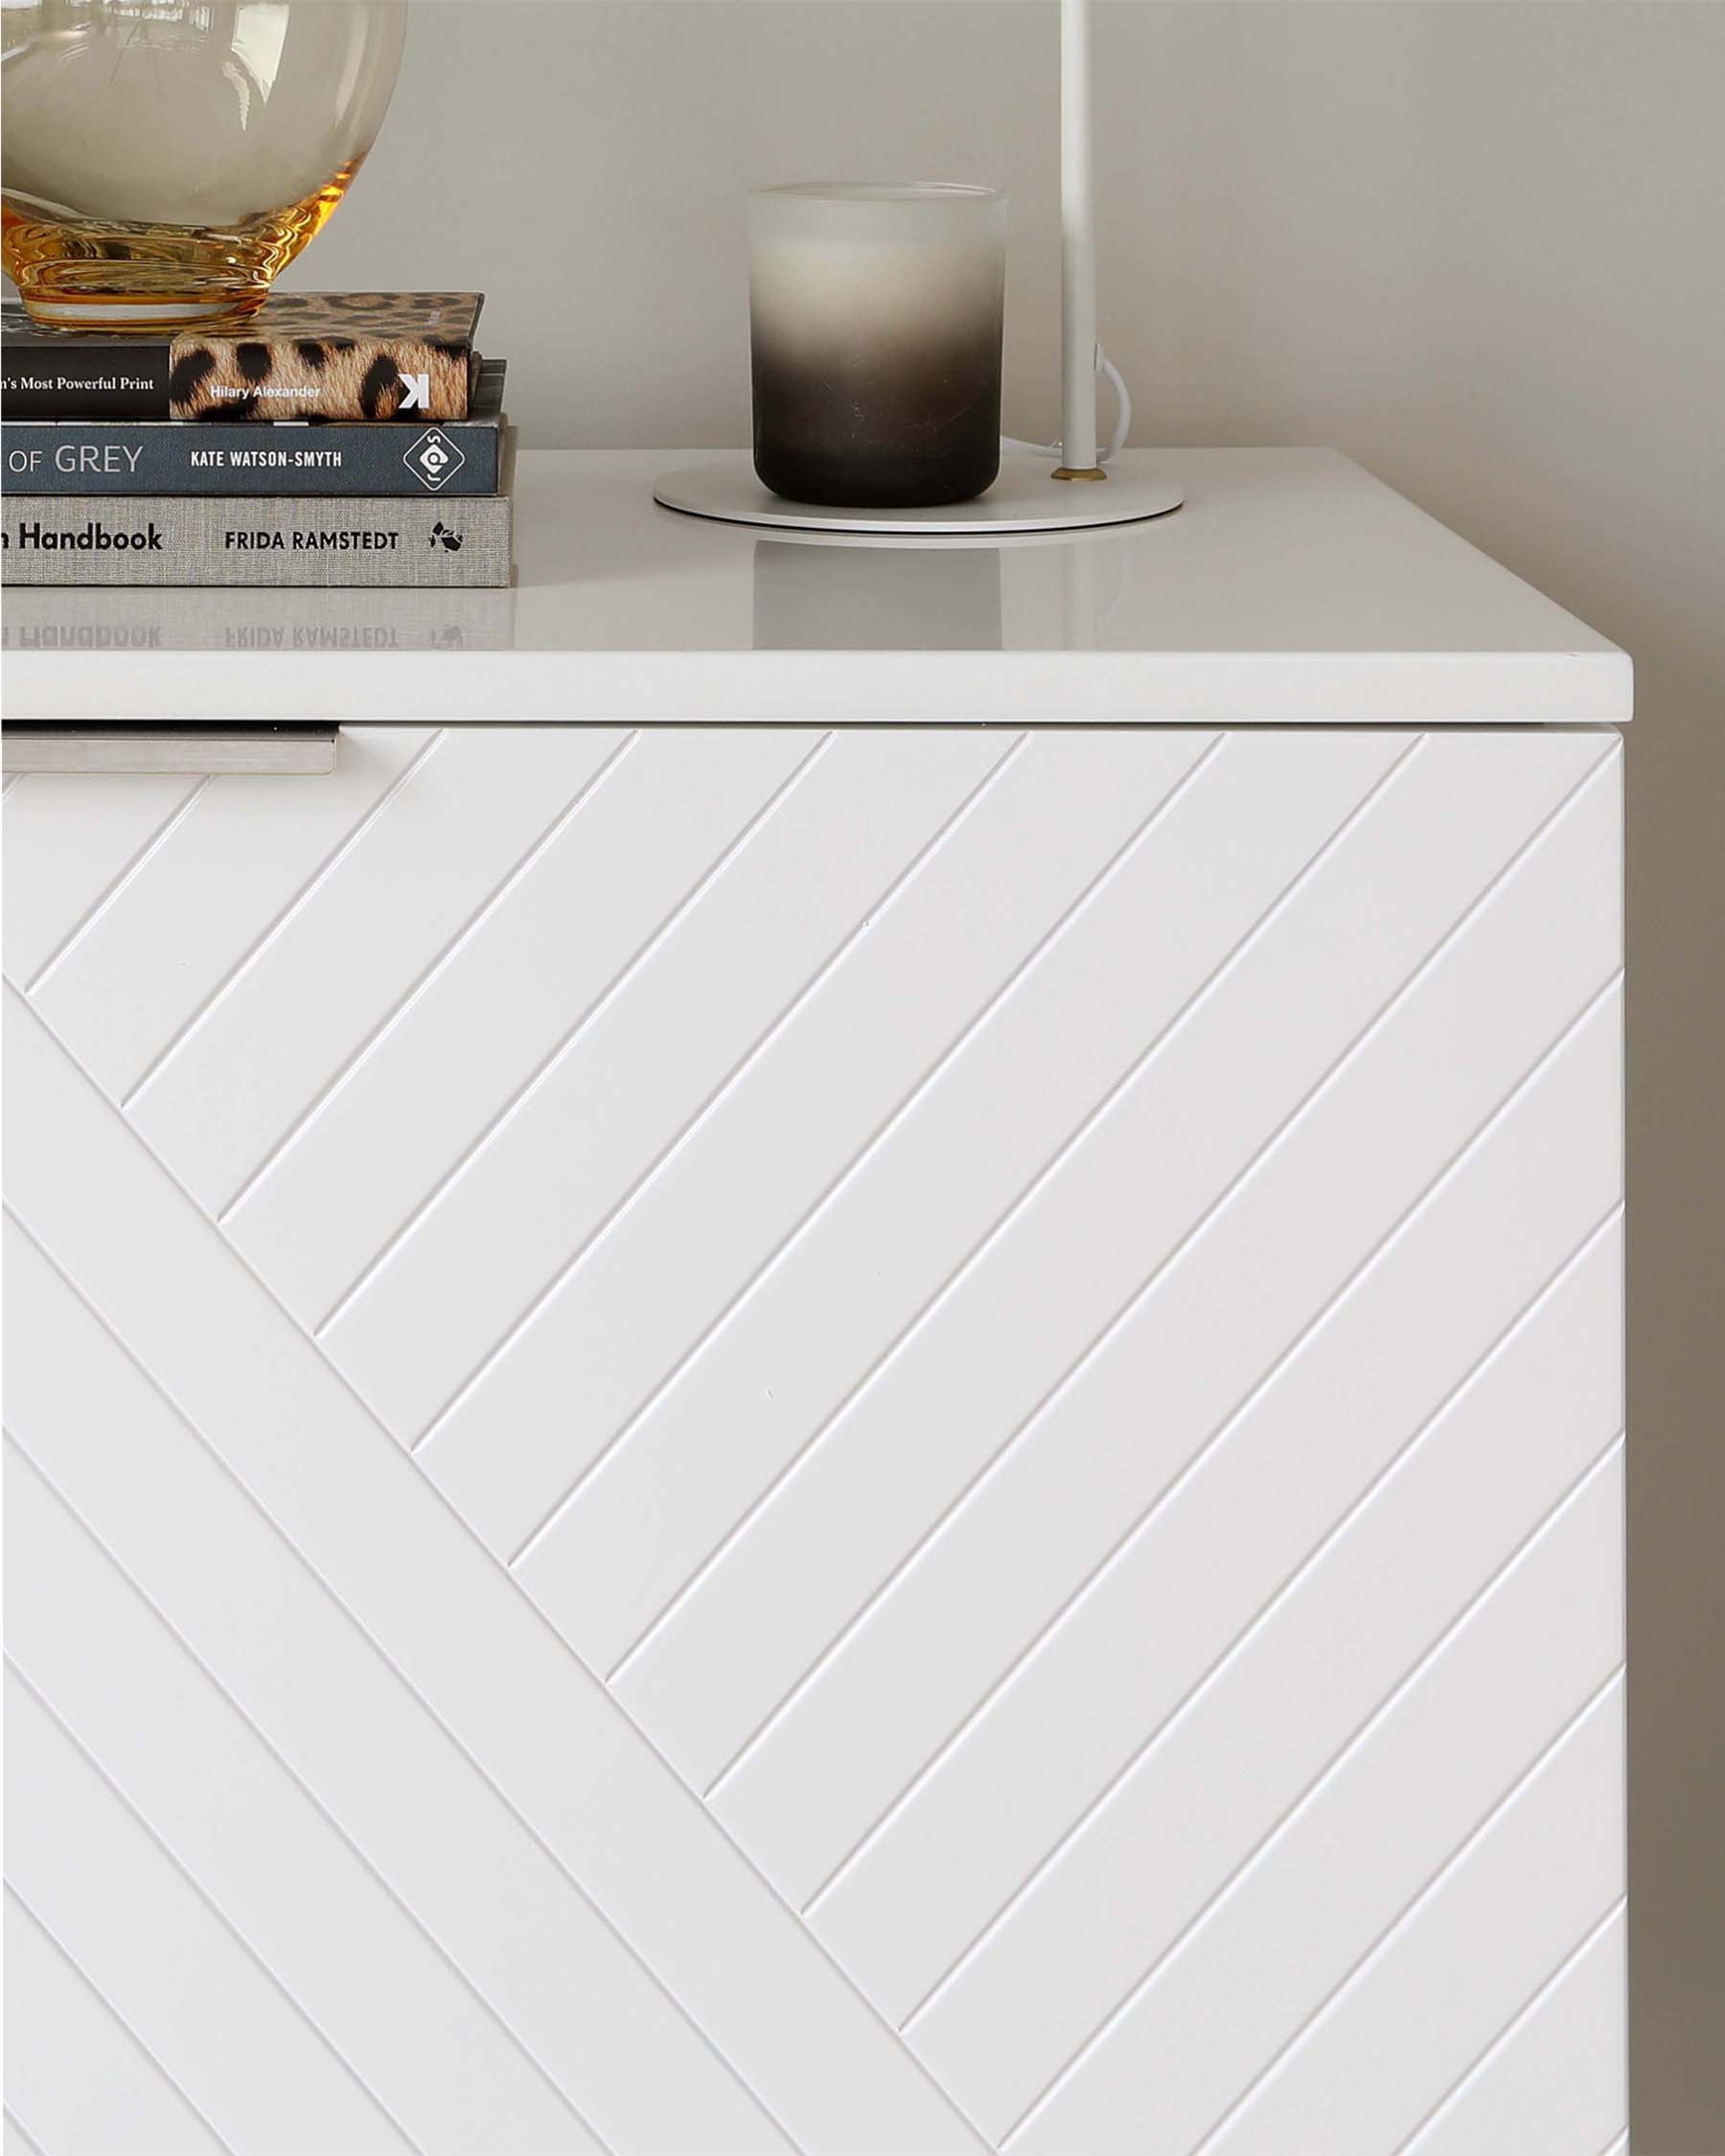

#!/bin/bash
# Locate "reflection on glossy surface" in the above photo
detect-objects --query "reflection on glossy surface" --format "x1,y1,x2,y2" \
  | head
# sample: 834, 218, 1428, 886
0, 582, 517, 655
752, 538, 1004, 652
748, 520, 1145, 653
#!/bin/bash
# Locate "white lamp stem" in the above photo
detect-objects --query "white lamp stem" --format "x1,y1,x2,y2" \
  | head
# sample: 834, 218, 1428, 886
1057, 0, 1102, 476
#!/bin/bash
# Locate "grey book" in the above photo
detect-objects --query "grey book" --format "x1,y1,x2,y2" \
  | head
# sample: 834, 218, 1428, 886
2, 479, 513, 589
2, 361, 507, 498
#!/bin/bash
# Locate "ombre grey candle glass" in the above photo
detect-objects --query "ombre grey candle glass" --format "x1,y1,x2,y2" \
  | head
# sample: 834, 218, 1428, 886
749, 183, 1007, 509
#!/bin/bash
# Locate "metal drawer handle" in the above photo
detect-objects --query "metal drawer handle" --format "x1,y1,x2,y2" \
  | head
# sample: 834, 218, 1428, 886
2, 724, 338, 776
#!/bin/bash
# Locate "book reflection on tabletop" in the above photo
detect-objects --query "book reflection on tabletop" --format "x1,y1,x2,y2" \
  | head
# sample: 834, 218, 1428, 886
1, 582, 518, 654
751, 537, 1003, 653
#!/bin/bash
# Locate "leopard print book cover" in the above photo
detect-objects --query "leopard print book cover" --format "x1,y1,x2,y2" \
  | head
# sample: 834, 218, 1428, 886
166, 292, 482, 422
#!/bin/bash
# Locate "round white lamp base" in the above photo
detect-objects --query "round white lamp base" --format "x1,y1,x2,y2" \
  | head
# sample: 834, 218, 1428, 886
654, 452, 1183, 536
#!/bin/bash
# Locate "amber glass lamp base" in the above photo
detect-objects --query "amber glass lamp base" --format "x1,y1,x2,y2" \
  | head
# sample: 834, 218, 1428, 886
3, 176, 356, 333
0, 0, 403, 335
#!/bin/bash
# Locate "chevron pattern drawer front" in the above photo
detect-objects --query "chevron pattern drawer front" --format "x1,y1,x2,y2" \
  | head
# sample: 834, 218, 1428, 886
3, 724, 1625, 2156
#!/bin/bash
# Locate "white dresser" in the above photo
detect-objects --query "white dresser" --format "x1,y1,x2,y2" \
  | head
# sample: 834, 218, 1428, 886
2, 450, 1630, 2156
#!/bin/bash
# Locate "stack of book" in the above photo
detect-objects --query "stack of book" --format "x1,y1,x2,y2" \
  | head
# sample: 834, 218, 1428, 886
1, 291, 513, 588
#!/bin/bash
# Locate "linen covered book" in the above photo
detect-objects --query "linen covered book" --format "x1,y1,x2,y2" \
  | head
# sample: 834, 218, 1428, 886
1, 486, 513, 588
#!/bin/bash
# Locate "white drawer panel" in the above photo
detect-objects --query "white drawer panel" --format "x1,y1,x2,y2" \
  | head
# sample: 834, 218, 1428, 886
4, 724, 1624, 2156
5, 1675, 412, 2155
2, 770, 200, 991
325, 724, 1009, 1454
617, 734, 1616, 1800
127, 726, 632, 1214
1401, 1906, 1628, 2156
225, 726, 817, 1328
538, 727, 1398, 1680
416, 728, 1218, 1554
4, 1892, 229, 2156
29, 727, 431, 1101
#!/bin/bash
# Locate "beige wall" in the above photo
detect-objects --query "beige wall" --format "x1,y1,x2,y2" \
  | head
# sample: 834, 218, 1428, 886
307, 4, 1725, 2145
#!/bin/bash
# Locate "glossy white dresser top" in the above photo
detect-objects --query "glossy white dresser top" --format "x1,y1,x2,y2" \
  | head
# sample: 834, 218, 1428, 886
1, 447, 1630, 724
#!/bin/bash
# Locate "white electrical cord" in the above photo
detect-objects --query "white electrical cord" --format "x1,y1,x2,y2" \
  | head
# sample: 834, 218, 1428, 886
1003, 345, 1133, 464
